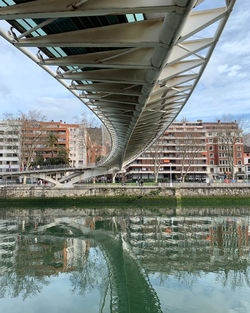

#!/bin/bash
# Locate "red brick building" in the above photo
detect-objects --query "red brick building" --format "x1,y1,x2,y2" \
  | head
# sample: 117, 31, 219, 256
204, 121, 244, 180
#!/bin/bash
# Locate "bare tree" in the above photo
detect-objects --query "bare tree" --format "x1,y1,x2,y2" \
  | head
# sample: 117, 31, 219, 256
175, 133, 204, 183
79, 115, 103, 166
151, 143, 162, 183
215, 120, 243, 180
3, 110, 46, 170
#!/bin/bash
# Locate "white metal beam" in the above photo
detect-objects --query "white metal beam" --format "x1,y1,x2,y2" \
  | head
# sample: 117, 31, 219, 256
43, 48, 154, 69
16, 19, 163, 48
60, 68, 148, 85
159, 59, 204, 82
178, 7, 226, 42
166, 38, 213, 65
0, 0, 185, 20
72, 83, 142, 96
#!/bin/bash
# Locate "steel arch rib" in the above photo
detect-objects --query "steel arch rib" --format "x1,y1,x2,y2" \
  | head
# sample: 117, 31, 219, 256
0, 0, 236, 171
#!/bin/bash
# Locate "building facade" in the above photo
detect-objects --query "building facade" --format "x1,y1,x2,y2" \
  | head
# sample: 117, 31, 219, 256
204, 121, 244, 180
67, 124, 87, 167
126, 121, 207, 182
20, 120, 88, 168
0, 120, 21, 175
126, 120, 245, 182
244, 146, 250, 181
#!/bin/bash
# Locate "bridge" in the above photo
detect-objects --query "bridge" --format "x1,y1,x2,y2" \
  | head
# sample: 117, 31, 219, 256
0, 165, 116, 187
0, 0, 236, 186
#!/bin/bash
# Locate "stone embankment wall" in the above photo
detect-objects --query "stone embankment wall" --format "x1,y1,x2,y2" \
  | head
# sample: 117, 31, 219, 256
0, 183, 250, 198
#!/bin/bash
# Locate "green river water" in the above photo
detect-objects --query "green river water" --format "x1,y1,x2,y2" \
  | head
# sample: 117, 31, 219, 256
0, 206, 249, 313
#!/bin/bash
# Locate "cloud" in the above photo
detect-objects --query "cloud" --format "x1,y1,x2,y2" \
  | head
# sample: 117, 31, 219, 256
179, 0, 250, 130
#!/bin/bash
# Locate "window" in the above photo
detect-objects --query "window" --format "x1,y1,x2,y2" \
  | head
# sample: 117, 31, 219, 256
210, 153, 214, 158
210, 160, 214, 165
209, 139, 213, 143
220, 160, 228, 165
209, 146, 213, 151
237, 153, 242, 158
238, 160, 242, 165
237, 146, 241, 151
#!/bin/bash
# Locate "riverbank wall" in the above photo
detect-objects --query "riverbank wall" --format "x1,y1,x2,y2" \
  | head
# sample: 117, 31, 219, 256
0, 183, 250, 199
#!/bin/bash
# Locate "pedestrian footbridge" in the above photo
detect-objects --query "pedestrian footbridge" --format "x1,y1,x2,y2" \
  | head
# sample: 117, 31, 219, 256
0, 0, 236, 180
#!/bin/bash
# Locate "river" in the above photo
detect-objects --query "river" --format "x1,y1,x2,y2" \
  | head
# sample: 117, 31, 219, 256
0, 206, 249, 313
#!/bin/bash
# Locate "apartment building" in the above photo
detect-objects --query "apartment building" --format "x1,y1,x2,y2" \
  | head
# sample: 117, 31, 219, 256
21, 120, 87, 168
0, 120, 20, 174
68, 125, 87, 167
126, 121, 207, 182
21, 120, 70, 166
126, 120, 245, 182
205, 121, 244, 180
244, 146, 250, 181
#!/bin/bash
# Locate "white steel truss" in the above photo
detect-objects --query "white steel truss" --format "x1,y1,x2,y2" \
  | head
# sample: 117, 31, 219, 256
0, 0, 236, 172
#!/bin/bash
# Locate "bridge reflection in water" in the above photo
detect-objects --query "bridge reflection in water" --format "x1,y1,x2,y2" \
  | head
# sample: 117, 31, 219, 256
0, 208, 249, 313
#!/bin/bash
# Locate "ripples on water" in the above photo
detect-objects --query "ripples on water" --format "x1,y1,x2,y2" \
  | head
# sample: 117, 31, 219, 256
0, 207, 249, 313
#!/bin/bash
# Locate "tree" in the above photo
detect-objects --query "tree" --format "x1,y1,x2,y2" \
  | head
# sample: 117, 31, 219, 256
44, 147, 70, 166
79, 115, 104, 166
47, 132, 58, 158
58, 147, 70, 165
151, 142, 162, 183
3, 110, 46, 170
32, 153, 44, 166
215, 120, 243, 180
176, 134, 203, 183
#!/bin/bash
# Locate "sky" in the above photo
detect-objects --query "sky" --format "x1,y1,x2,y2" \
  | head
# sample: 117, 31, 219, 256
0, 0, 249, 130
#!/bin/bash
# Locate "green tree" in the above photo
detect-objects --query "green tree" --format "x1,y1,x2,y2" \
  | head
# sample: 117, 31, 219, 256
33, 153, 45, 166
47, 132, 58, 158
58, 147, 70, 165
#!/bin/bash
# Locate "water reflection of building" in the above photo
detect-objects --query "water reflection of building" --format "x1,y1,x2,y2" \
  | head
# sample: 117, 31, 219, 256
64, 214, 250, 274
209, 218, 249, 261
123, 216, 250, 272
0, 221, 18, 270
1, 214, 249, 281
0, 219, 89, 277
64, 238, 89, 269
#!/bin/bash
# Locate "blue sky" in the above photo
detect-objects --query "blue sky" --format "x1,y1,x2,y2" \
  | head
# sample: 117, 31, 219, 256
0, 0, 249, 129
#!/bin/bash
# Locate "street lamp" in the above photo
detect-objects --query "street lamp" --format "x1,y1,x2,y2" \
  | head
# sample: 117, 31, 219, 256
169, 162, 173, 187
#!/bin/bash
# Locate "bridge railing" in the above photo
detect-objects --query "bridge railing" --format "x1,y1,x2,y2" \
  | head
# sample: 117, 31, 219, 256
21, 164, 72, 171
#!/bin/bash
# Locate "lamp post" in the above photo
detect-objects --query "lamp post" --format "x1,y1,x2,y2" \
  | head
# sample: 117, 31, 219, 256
169, 162, 173, 187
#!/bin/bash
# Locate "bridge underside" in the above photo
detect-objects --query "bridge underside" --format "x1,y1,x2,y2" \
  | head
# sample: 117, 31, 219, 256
0, 0, 236, 174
